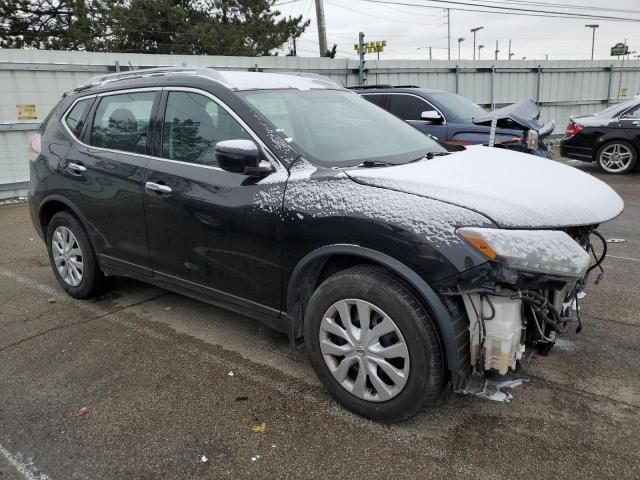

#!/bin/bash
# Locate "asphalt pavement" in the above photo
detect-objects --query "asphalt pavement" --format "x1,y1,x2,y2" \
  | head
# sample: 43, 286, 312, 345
1, 160, 639, 479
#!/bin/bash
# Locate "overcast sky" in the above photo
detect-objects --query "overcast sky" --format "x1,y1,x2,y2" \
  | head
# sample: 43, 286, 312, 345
273, 0, 640, 61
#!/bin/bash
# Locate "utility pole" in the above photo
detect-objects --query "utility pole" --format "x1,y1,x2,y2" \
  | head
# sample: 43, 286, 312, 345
585, 24, 599, 61
358, 32, 366, 85
292, 37, 297, 56
457, 37, 464, 60
471, 26, 484, 61
478, 44, 484, 60
447, 10, 452, 61
508, 39, 514, 60
315, 0, 328, 57
494, 40, 499, 60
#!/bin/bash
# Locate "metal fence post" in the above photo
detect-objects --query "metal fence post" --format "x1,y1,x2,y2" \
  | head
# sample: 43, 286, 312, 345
607, 65, 614, 106
114, 61, 120, 72
536, 65, 542, 105
455, 65, 460, 94
491, 65, 495, 110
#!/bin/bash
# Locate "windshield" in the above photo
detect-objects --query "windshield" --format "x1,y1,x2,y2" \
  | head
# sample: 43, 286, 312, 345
430, 92, 487, 120
239, 89, 445, 167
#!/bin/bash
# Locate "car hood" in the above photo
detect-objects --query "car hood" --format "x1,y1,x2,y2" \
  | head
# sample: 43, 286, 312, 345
472, 99, 555, 136
346, 146, 624, 228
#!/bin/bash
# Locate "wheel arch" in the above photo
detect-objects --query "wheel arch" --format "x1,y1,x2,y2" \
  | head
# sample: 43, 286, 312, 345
285, 244, 467, 376
38, 194, 90, 240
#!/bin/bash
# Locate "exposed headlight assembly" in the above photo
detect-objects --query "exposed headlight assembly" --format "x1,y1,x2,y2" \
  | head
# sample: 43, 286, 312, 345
525, 130, 539, 150
458, 227, 591, 278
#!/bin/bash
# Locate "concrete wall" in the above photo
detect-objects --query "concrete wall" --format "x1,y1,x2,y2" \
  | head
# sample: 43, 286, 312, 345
2, 48, 640, 198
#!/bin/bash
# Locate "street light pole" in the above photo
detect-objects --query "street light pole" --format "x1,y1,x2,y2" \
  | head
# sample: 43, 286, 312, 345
457, 37, 464, 60
478, 44, 484, 60
585, 24, 599, 61
471, 26, 484, 61
494, 40, 499, 60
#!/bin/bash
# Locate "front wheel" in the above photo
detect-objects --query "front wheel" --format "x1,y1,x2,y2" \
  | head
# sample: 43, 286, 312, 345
596, 140, 637, 174
304, 266, 444, 422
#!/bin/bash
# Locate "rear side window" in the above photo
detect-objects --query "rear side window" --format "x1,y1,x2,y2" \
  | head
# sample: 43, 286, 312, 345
389, 94, 434, 121
90, 92, 155, 154
162, 91, 250, 166
621, 104, 640, 119
362, 94, 387, 109
64, 98, 93, 137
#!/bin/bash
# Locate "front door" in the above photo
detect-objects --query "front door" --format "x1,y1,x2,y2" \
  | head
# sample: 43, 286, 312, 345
143, 89, 285, 316
388, 93, 447, 142
60, 89, 159, 274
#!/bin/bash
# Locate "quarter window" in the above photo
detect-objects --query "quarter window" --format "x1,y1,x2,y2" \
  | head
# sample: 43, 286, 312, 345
90, 92, 155, 154
389, 94, 435, 121
162, 91, 250, 166
65, 98, 93, 137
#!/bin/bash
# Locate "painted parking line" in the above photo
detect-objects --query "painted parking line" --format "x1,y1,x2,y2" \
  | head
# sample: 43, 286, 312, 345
607, 254, 640, 263
0, 442, 49, 480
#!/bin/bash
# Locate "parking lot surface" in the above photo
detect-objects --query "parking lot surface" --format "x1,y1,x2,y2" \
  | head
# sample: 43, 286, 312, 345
1, 161, 639, 480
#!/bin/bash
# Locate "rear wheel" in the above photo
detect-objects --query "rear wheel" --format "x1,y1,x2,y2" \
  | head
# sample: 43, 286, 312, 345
596, 140, 637, 174
304, 266, 444, 422
46, 211, 105, 299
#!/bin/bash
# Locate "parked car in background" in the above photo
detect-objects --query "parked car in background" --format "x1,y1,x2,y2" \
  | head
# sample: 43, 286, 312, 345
30, 68, 622, 421
560, 96, 640, 174
350, 85, 554, 158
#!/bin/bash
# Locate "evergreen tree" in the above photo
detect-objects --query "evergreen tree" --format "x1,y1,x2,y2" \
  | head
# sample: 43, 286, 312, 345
0, 0, 309, 55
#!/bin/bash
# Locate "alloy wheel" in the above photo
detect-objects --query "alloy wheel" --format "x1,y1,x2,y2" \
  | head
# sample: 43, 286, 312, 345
51, 226, 84, 287
319, 299, 410, 402
599, 143, 634, 173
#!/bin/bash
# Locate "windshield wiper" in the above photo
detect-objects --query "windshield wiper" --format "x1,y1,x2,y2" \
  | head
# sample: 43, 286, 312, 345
425, 151, 450, 160
358, 160, 395, 168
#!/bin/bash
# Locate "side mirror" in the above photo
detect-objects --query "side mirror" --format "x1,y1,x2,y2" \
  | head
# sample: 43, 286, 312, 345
215, 139, 274, 176
420, 111, 443, 123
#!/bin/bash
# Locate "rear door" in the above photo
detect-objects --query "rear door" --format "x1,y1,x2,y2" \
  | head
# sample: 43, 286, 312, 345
142, 88, 285, 316
619, 103, 640, 151
60, 89, 160, 274
388, 93, 447, 141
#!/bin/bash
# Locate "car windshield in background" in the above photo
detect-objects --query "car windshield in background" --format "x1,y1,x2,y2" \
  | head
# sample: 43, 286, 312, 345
431, 92, 487, 120
240, 89, 445, 167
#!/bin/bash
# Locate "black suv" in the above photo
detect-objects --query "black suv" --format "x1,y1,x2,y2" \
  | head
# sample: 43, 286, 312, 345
30, 67, 623, 421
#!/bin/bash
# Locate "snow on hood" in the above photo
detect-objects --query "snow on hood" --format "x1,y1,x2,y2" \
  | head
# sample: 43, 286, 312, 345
347, 146, 624, 229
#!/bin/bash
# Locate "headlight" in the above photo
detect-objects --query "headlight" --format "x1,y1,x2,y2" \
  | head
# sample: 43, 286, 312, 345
458, 227, 591, 277
525, 130, 539, 150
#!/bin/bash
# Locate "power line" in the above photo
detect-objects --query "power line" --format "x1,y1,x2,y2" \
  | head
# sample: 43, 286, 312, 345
356, 0, 640, 22
325, 0, 441, 26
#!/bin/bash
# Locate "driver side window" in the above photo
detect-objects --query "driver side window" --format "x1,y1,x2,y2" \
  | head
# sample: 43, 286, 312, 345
162, 91, 250, 167
389, 94, 435, 121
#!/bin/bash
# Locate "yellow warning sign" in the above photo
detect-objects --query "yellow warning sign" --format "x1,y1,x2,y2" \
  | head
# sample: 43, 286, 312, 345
619, 87, 628, 98
17, 104, 37, 120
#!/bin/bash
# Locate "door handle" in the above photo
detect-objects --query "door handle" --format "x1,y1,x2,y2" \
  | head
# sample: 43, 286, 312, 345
145, 181, 172, 194
67, 162, 86, 174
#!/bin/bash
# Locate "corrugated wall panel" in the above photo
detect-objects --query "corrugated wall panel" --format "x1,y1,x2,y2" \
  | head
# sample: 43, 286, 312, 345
2, 50, 640, 195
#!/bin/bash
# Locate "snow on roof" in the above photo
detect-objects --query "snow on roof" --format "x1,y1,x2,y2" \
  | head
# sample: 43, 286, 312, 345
216, 71, 341, 91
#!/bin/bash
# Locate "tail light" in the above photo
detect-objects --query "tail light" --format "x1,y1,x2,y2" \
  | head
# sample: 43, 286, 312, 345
30, 133, 41, 155
564, 122, 583, 139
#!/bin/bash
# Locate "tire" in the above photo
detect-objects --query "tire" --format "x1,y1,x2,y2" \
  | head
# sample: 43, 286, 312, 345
304, 265, 444, 422
596, 140, 637, 174
46, 210, 105, 299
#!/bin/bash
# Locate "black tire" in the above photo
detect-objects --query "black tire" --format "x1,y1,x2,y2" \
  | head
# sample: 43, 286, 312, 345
304, 265, 444, 422
595, 140, 637, 174
46, 210, 105, 299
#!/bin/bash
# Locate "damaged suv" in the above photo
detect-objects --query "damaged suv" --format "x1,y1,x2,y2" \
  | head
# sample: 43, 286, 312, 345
29, 68, 623, 421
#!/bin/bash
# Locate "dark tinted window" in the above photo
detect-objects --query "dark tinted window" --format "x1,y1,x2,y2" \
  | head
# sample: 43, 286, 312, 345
362, 94, 387, 109
162, 91, 250, 166
389, 94, 434, 121
65, 98, 93, 137
90, 92, 155, 154
621, 104, 640, 119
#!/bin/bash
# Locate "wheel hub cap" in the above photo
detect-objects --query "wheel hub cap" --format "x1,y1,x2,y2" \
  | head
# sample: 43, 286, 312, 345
319, 299, 410, 402
52, 226, 84, 287
600, 144, 633, 172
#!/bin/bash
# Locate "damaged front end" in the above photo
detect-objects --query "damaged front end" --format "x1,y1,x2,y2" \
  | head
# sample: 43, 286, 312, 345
441, 226, 606, 401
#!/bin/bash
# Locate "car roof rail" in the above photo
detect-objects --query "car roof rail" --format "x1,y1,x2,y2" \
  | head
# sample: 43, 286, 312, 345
346, 84, 394, 90
276, 71, 343, 87
81, 66, 231, 89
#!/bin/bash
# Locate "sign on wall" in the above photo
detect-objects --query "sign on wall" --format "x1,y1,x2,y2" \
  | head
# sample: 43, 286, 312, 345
16, 104, 37, 120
